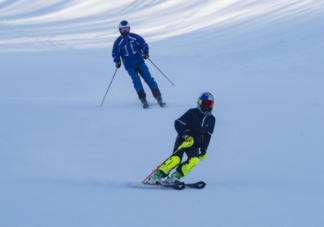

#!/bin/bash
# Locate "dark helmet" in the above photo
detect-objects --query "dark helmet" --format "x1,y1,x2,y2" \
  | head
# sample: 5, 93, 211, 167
119, 20, 130, 36
197, 92, 214, 115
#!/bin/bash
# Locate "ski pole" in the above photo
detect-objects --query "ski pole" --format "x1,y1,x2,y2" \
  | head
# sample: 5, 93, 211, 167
140, 140, 194, 185
100, 68, 118, 106
148, 58, 175, 86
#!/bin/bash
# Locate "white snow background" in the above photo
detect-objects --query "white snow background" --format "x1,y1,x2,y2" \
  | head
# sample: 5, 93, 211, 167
1, 0, 324, 226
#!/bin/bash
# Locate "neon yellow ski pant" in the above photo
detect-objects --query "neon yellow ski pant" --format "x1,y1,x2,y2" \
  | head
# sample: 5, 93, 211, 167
159, 156, 200, 177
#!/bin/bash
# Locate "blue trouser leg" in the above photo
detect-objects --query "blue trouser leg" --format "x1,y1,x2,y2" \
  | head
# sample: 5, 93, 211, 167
126, 67, 144, 93
126, 63, 162, 101
136, 64, 158, 90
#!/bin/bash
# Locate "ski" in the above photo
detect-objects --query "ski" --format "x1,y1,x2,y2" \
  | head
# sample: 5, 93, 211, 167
161, 182, 185, 190
144, 182, 185, 190
184, 181, 206, 189
143, 103, 165, 108
161, 180, 206, 189
128, 182, 185, 190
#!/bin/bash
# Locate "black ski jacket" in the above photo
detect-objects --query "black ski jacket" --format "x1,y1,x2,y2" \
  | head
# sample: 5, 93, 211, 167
175, 108, 216, 151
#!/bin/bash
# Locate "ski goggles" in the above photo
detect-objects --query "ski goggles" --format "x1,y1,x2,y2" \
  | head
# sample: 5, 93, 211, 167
199, 99, 214, 108
120, 27, 130, 33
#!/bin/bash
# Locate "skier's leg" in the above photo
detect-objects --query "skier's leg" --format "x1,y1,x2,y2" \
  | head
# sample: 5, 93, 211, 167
149, 138, 187, 184
155, 139, 185, 178
137, 89, 146, 101
177, 157, 200, 177
173, 145, 200, 178
136, 64, 158, 90
126, 67, 147, 101
158, 156, 181, 177
148, 151, 183, 185
136, 64, 164, 103
158, 151, 185, 178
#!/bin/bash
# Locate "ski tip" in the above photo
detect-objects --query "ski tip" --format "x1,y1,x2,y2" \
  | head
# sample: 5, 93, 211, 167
193, 181, 207, 189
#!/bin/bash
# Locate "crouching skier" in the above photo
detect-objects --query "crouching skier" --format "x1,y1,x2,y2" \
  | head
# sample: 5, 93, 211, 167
148, 92, 216, 184
112, 20, 165, 108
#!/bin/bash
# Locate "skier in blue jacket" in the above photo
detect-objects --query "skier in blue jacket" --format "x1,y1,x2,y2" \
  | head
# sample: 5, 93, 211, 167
112, 20, 165, 108
148, 92, 216, 185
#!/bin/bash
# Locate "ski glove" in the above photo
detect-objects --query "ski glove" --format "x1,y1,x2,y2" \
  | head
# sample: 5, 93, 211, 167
143, 51, 149, 59
115, 60, 121, 68
199, 149, 207, 161
182, 135, 193, 143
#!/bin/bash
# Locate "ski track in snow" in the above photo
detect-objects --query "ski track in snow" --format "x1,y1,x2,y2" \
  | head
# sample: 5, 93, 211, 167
0, 0, 323, 51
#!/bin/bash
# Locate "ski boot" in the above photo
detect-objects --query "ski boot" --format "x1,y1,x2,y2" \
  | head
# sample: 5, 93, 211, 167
156, 97, 166, 107
166, 171, 182, 184
147, 171, 163, 185
141, 98, 149, 109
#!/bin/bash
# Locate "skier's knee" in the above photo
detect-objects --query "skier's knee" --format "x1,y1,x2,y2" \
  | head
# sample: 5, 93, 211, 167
179, 157, 200, 177
159, 156, 180, 175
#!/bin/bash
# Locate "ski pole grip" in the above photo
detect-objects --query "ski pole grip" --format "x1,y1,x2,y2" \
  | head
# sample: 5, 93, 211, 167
179, 139, 194, 149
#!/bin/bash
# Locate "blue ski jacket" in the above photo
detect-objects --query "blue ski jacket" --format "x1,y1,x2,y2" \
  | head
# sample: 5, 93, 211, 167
112, 33, 149, 69
175, 108, 216, 151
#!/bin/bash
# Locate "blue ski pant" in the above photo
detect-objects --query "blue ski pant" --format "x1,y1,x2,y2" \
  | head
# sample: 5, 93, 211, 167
126, 63, 158, 93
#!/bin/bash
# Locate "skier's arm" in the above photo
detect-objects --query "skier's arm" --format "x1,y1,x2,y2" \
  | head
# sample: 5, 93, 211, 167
175, 110, 192, 138
201, 122, 215, 151
112, 38, 121, 63
136, 35, 149, 53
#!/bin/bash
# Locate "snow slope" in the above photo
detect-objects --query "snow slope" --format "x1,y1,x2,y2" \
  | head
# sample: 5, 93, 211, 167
1, 1, 324, 227
1, 0, 323, 52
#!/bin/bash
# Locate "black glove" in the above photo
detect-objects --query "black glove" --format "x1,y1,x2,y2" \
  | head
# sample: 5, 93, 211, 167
115, 60, 121, 68
200, 148, 206, 156
199, 148, 207, 161
143, 51, 149, 59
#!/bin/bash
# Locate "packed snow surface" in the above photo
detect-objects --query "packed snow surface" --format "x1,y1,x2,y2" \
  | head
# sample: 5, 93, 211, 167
1, 0, 324, 227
